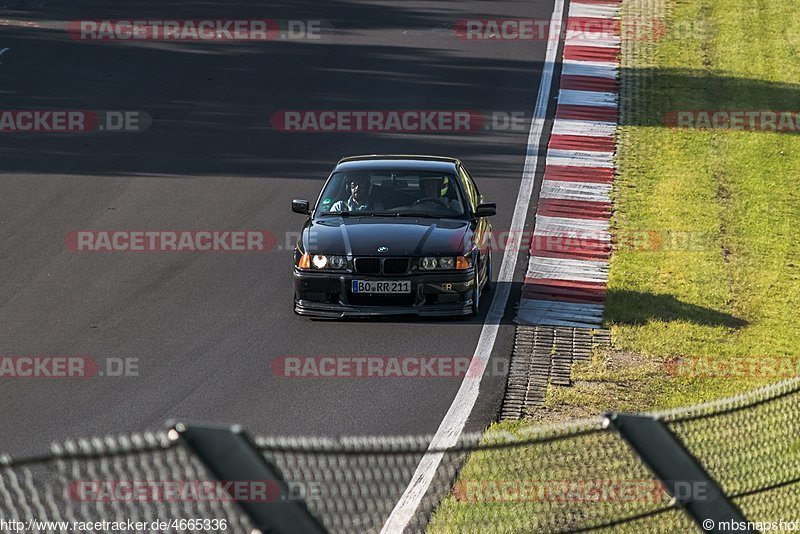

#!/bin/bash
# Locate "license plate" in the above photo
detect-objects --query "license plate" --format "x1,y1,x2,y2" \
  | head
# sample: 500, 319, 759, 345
351, 280, 411, 294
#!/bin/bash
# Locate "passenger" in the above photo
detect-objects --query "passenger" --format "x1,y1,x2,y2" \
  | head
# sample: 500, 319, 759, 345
330, 175, 372, 213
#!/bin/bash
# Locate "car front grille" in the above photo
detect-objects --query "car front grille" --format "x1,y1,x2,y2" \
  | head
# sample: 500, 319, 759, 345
353, 257, 410, 275
383, 258, 410, 274
354, 258, 381, 274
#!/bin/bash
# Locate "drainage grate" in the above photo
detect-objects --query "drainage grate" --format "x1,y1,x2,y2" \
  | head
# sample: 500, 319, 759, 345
500, 326, 611, 421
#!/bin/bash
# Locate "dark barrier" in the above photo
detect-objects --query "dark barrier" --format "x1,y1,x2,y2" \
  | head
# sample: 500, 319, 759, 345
1, 378, 799, 533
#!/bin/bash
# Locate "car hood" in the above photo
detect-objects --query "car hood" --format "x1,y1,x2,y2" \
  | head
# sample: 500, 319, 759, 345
302, 217, 470, 257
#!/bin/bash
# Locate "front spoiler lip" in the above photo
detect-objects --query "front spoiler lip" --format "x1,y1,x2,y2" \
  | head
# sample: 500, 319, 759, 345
293, 268, 476, 318
294, 301, 473, 318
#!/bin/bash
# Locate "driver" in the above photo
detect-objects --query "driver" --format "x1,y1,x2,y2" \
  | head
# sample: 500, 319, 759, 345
418, 176, 459, 210
330, 174, 372, 213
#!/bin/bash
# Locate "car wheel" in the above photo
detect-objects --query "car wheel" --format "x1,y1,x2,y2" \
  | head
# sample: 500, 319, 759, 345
483, 250, 493, 292
470, 265, 481, 316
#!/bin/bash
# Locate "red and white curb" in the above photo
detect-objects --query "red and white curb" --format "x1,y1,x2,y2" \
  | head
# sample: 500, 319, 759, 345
517, 0, 620, 329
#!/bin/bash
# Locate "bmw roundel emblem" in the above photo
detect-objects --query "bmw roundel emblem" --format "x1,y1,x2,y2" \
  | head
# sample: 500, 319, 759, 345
377, 246, 389, 253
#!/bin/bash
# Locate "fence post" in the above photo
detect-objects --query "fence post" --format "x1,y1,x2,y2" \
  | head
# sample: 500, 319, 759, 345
606, 413, 753, 533
172, 422, 327, 534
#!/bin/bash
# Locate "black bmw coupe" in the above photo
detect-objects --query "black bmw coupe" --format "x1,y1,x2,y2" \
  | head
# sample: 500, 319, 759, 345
291, 155, 496, 318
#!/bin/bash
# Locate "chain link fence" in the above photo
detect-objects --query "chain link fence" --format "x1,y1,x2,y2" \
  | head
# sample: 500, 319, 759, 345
2, 378, 799, 533
0, 433, 255, 533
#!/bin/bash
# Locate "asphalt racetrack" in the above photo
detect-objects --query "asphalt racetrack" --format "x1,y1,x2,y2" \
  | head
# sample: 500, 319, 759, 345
0, 0, 556, 464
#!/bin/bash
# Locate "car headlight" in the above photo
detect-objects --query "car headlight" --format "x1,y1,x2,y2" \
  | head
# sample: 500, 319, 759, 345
420, 257, 438, 270
328, 255, 346, 269
297, 253, 347, 270
418, 256, 471, 270
312, 254, 347, 269
438, 257, 455, 270
312, 254, 328, 269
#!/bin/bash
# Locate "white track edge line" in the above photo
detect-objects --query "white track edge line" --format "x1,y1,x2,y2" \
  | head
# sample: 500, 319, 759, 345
379, 0, 567, 531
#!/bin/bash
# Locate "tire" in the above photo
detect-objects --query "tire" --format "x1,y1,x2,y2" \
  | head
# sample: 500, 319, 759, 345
483, 250, 493, 292
470, 266, 481, 316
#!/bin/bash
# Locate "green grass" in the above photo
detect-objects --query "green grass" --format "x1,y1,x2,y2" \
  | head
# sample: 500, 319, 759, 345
427, 419, 692, 533
430, 0, 800, 530
607, 0, 800, 407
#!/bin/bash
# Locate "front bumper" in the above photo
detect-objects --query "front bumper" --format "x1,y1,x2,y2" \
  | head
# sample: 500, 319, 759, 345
293, 269, 476, 318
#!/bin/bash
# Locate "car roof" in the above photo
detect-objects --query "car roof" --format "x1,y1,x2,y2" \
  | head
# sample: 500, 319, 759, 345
334, 155, 461, 174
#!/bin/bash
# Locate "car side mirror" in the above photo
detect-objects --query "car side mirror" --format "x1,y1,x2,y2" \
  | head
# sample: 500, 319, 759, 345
292, 199, 310, 215
474, 202, 496, 217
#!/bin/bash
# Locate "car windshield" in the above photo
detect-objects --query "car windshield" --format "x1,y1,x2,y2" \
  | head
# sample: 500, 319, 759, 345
316, 171, 467, 217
